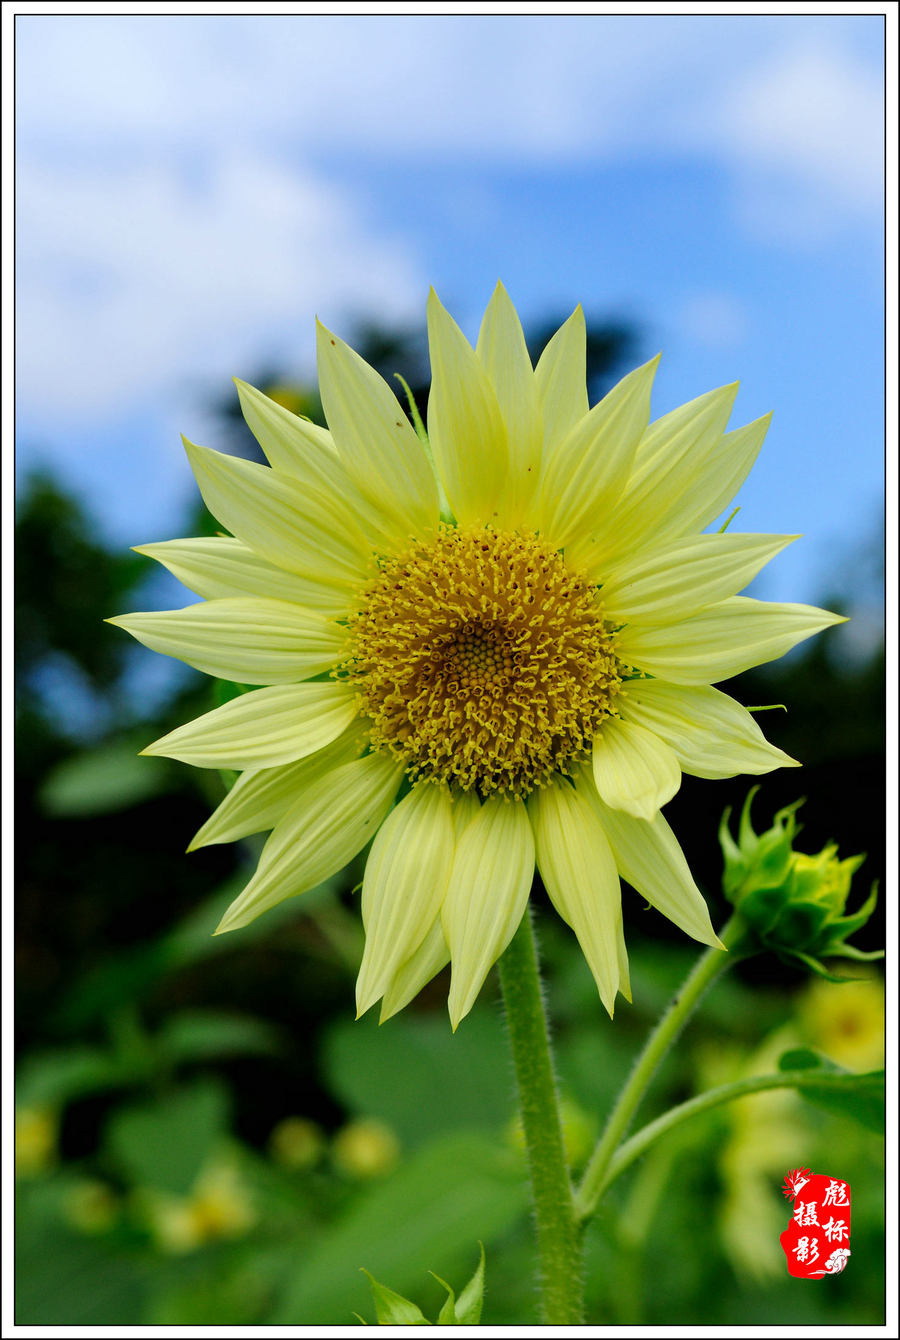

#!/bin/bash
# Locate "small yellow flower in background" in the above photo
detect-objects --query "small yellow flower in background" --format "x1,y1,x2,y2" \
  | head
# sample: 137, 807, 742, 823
62, 1179, 121, 1235
262, 382, 318, 419
799, 974, 884, 1072
136, 1159, 256, 1254
268, 1115, 325, 1171
697, 1037, 804, 1283
112, 283, 841, 1028
331, 1117, 400, 1180
15, 1106, 57, 1178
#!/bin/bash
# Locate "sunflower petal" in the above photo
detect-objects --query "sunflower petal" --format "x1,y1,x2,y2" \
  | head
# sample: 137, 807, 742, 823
586, 381, 739, 572
234, 378, 336, 473
109, 598, 349, 685
619, 679, 799, 779
183, 438, 373, 586
141, 682, 360, 769
599, 532, 796, 624
134, 537, 350, 614
476, 281, 541, 525
665, 412, 772, 539
426, 288, 508, 526
588, 781, 722, 948
442, 796, 534, 1029
592, 717, 681, 819
379, 917, 450, 1023
187, 722, 368, 850
528, 777, 625, 1015
356, 784, 455, 1016
215, 753, 404, 933
538, 355, 660, 558
617, 597, 846, 685
316, 322, 439, 538
533, 305, 589, 460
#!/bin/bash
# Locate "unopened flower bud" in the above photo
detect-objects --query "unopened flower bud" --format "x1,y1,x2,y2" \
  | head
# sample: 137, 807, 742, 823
719, 789, 881, 977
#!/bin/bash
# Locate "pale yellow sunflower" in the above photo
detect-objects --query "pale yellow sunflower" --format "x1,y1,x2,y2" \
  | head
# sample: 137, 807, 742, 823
111, 284, 841, 1028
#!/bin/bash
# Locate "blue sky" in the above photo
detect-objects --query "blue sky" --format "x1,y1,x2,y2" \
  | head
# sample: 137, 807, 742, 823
16, 13, 885, 627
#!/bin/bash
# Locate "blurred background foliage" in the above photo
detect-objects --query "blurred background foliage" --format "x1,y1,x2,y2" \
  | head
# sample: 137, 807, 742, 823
15, 313, 884, 1325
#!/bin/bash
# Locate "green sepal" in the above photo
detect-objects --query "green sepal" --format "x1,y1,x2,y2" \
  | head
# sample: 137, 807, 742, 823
360, 1270, 429, 1325
393, 373, 429, 445
430, 1274, 459, 1325
454, 1241, 486, 1324
777, 948, 854, 982
394, 372, 454, 525
827, 880, 880, 939
820, 943, 885, 963
738, 885, 786, 937
773, 900, 831, 950
719, 791, 881, 970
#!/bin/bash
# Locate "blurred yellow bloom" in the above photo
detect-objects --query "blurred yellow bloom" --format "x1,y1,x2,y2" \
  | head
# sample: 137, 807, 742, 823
115, 283, 840, 1026
331, 1117, 400, 1180
263, 383, 314, 417
799, 974, 884, 1071
700, 1036, 805, 1283
268, 1115, 325, 1171
15, 1107, 57, 1178
137, 1160, 256, 1254
62, 1179, 120, 1234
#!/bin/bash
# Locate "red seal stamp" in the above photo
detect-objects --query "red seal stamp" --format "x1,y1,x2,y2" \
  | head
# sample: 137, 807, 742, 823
780, 1169, 851, 1278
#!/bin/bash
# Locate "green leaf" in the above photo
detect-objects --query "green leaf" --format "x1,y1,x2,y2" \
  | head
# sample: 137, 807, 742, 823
212, 677, 253, 707
361, 1271, 430, 1325
778, 1049, 885, 1133
105, 1079, 229, 1194
323, 1011, 515, 1148
272, 1132, 526, 1324
156, 1010, 283, 1064
777, 1047, 823, 1071
16, 1045, 141, 1108
38, 741, 170, 817
15, 1191, 149, 1324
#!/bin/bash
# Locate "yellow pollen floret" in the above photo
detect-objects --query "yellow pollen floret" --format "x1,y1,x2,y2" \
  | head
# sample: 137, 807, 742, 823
341, 526, 625, 797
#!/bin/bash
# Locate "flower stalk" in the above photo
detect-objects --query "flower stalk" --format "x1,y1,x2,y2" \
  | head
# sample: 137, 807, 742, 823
497, 909, 584, 1324
574, 914, 748, 1223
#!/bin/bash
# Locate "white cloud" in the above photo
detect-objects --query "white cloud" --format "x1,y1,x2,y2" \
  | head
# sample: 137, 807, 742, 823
14, 14, 883, 431
16, 152, 424, 423
17, 16, 883, 198
722, 41, 883, 211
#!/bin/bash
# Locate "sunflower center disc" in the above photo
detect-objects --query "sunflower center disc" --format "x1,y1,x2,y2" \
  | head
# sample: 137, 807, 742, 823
342, 526, 625, 797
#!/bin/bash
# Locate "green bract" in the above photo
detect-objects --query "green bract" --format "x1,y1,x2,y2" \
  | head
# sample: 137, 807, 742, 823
719, 789, 882, 978
360, 1242, 485, 1325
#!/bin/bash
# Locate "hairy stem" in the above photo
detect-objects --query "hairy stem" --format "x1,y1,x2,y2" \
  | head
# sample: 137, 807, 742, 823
497, 908, 584, 1324
574, 915, 747, 1222
599, 1068, 874, 1197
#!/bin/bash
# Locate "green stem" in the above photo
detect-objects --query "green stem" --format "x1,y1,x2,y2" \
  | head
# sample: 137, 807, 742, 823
574, 914, 746, 1222
599, 1069, 870, 1198
497, 908, 584, 1324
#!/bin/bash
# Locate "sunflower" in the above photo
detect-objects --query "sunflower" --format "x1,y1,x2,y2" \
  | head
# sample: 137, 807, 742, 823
111, 284, 841, 1028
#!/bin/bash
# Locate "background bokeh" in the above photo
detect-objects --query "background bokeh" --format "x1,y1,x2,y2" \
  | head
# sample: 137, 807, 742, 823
14, 12, 885, 1327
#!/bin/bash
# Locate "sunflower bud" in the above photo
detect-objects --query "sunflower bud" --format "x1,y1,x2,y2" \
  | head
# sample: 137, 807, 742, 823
719, 789, 882, 977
